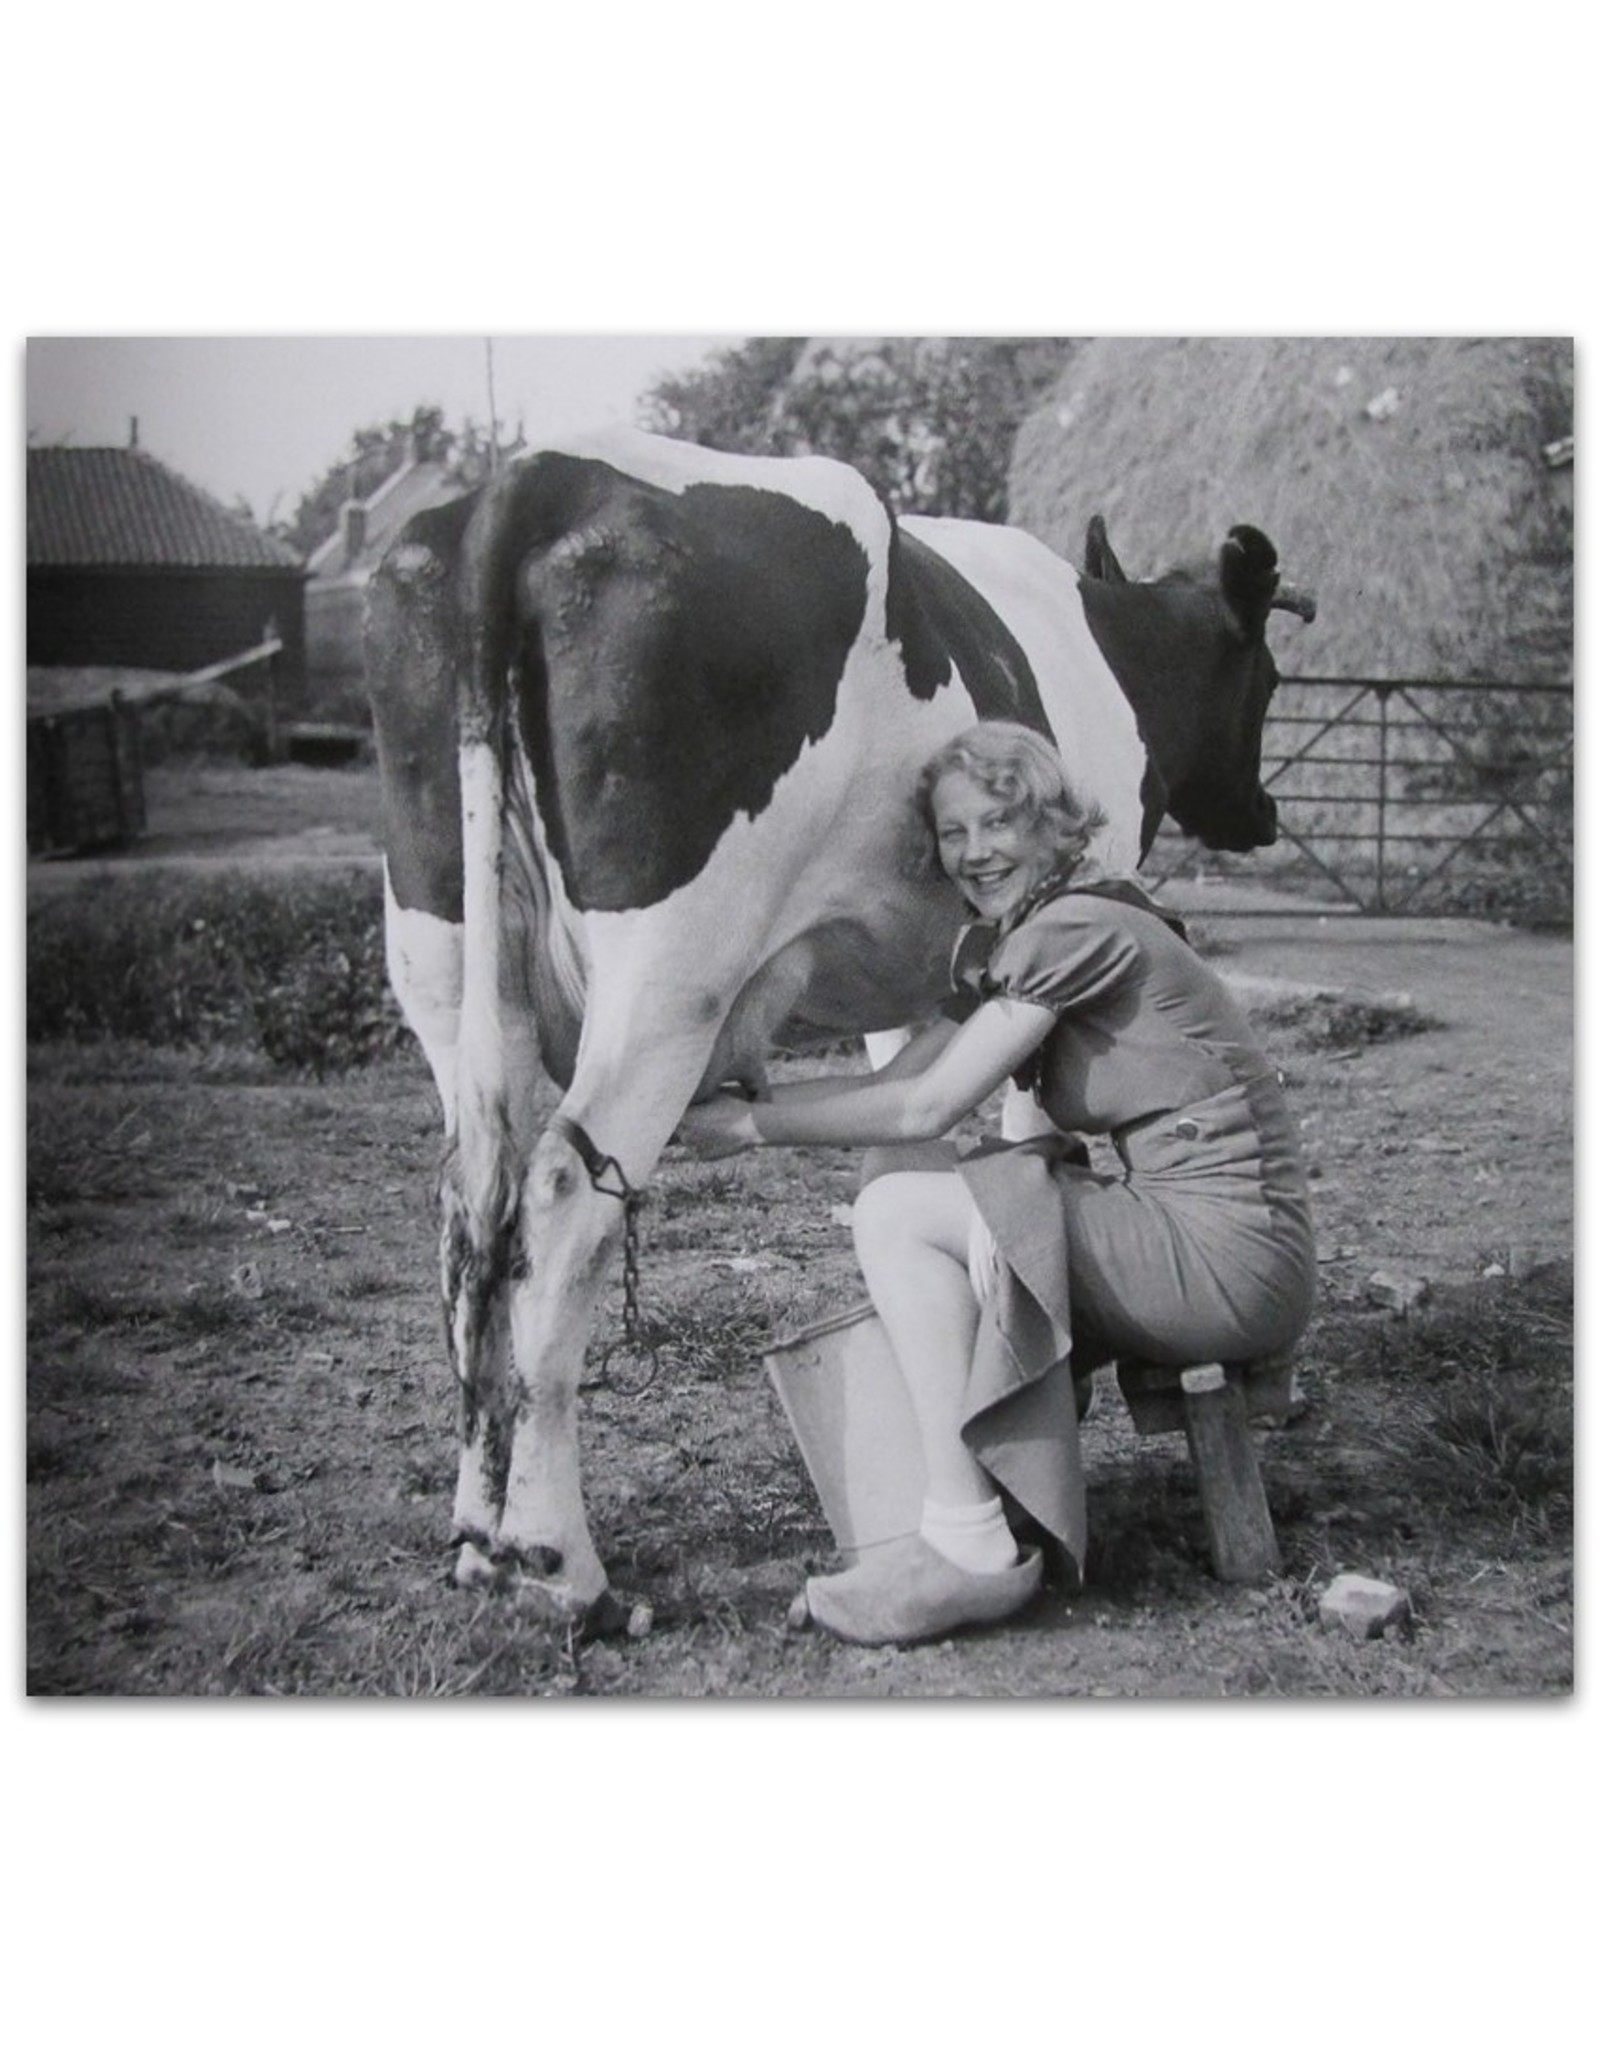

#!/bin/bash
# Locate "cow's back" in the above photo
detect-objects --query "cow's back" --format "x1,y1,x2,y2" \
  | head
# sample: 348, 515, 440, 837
899, 515, 1148, 869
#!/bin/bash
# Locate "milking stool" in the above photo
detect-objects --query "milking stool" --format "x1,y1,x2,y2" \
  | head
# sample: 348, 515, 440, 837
1114, 1354, 1298, 1582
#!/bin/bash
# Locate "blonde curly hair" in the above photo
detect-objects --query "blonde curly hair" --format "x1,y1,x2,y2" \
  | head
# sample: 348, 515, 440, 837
915, 721, 1107, 873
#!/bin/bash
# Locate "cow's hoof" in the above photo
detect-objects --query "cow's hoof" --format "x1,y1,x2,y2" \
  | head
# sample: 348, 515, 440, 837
452, 1539, 502, 1590
485, 1541, 609, 1625
786, 1588, 814, 1633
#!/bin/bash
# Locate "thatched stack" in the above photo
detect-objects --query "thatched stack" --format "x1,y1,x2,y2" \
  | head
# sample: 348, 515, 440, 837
1008, 338, 1572, 682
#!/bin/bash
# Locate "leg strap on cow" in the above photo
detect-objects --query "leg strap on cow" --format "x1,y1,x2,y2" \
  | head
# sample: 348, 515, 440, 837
549, 1114, 660, 1396
549, 1113, 636, 1205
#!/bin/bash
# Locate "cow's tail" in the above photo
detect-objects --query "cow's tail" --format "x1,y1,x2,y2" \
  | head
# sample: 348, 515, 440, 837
442, 460, 584, 1386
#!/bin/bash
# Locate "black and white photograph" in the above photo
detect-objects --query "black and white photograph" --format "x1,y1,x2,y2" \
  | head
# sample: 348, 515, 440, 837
9, 9, 1589, 2037
24, 333, 1573, 1700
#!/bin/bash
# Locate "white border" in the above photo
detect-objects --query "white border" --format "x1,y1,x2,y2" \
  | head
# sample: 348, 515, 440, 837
8, 3, 1592, 2034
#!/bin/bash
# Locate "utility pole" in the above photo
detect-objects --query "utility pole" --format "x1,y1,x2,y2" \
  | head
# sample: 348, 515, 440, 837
485, 339, 500, 473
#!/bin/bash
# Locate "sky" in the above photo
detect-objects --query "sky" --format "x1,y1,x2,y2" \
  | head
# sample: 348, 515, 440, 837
25, 334, 738, 526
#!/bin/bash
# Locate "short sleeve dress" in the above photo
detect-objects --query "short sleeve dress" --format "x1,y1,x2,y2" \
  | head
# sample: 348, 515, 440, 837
936, 878, 1317, 1580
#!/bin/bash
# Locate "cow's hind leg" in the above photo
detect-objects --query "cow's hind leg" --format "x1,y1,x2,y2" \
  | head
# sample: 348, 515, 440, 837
381, 876, 507, 1562
439, 1138, 518, 1570
440, 1020, 550, 1577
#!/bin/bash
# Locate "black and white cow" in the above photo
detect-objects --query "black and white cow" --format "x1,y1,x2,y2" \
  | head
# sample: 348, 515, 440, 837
367, 428, 1314, 1617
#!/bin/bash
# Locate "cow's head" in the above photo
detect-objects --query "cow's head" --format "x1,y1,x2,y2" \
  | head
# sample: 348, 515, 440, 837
1082, 519, 1316, 857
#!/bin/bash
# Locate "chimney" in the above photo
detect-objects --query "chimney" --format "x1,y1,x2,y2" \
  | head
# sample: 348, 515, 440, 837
341, 500, 368, 566
129, 416, 140, 449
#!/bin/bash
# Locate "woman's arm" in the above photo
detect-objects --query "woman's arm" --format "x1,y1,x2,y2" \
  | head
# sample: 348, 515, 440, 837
749, 1018, 960, 1107
679, 999, 1057, 1157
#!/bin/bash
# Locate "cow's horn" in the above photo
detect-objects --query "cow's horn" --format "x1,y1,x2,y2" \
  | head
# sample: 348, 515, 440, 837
1271, 584, 1317, 623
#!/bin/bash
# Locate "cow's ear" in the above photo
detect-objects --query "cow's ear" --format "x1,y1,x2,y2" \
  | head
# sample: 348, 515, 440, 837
1219, 524, 1280, 638
1084, 515, 1128, 585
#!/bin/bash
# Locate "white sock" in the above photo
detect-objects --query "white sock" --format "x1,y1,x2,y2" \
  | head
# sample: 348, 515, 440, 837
920, 1495, 1019, 1575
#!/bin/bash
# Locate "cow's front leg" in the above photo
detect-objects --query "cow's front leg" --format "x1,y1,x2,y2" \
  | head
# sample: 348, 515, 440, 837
488, 1120, 626, 1616
487, 1012, 724, 1617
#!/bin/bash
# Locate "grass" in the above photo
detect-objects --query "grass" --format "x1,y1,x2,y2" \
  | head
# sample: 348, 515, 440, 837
24, 1028, 1573, 1696
23, 826, 1572, 1695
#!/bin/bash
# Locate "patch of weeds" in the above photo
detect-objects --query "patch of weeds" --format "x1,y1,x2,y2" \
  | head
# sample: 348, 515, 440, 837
1345, 1267, 1572, 1535
322, 1610, 552, 1699
583, 1298, 774, 1389
26, 1425, 84, 1485
29, 1350, 148, 1402
27, 1112, 163, 1208
208, 1589, 366, 1694
30, 1278, 136, 1335
1394, 1376, 1571, 1531
330, 1271, 400, 1304
164, 1203, 237, 1248
696, 1446, 821, 1562
1246, 986, 1442, 1052
374, 1603, 577, 1698
162, 1290, 335, 1347
163, 1292, 275, 1341
655, 1168, 755, 1215
28, 1200, 98, 1243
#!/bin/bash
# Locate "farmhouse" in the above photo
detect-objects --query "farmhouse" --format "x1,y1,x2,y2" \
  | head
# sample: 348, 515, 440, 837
304, 438, 463, 714
1007, 337, 1573, 684
27, 440, 309, 699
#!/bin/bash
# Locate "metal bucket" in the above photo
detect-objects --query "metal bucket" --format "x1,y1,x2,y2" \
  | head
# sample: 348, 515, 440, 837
763, 1300, 926, 1562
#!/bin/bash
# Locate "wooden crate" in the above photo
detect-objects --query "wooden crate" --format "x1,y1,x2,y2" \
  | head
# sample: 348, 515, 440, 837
27, 695, 146, 855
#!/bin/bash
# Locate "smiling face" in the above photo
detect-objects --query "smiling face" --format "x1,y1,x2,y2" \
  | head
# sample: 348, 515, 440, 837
929, 768, 1062, 923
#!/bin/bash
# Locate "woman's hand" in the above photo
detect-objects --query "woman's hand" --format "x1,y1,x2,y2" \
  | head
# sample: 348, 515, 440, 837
677, 1092, 761, 1161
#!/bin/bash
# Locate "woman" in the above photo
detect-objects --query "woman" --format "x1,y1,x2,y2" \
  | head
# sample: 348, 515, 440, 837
680, 722, 1316, 1646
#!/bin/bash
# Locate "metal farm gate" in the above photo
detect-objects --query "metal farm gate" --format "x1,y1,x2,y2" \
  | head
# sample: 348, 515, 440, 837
1144, 677, 1574, 921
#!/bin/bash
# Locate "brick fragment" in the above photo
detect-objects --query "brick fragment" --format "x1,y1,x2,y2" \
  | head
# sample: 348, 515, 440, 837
1367, 1269, 1430, 1314
1319, 1572, 1411, 1640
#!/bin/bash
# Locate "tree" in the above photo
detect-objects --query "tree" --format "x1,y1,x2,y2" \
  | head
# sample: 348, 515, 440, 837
639, 339, 808, 456
640, 336, 1076, 521
280, 403, 524, 556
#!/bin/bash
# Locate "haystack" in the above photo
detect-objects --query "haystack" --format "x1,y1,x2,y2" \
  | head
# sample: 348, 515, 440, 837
1008, 338, 1572, 683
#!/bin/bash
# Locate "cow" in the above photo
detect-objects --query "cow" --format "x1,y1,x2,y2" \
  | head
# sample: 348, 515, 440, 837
367, 428, 1315, 1621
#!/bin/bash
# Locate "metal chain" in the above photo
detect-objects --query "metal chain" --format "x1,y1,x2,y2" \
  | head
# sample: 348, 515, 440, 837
604, 1186, 659, 1393
620, 1191, 643, 1346
551, 1114, 660, 1394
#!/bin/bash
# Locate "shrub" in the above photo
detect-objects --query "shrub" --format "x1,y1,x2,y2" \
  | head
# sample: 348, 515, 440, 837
27, 867, 410, 1075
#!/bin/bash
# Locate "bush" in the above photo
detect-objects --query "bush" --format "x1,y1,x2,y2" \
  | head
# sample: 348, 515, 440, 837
27, 867, 410, 1075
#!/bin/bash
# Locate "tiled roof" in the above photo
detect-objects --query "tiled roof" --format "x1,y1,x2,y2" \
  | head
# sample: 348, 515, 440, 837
27, 446, 304, 572
306, 458, 465, 580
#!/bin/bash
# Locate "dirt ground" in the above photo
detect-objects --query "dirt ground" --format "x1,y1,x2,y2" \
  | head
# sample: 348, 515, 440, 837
25, 766, 1574, 1696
